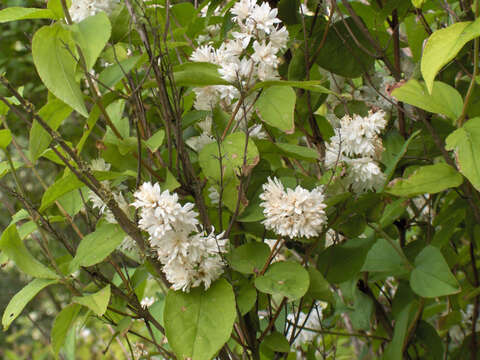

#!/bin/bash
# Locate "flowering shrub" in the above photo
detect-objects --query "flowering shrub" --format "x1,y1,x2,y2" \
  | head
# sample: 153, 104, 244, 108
1, 0, 480, 359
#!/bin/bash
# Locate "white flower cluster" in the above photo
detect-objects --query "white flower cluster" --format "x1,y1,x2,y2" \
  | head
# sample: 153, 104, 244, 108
325, 110, 387, 193
286, 303, 326, 348
190, 0, 288, 115
131, 182, 227, 292
87, 159, 136, 252
69, 0, 119, 23
259, 177, 327, 239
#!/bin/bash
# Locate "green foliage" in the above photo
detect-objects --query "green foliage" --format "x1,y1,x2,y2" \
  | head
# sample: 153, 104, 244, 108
410, 245, 460, 298
446, 118, 480, 191
0, 129, 12, 149
254, 261, 310, 300
72, 285, 111, 316
32, 24, 87, 116
1, 0, 480, 358
387, 163, 463, 197
0, 224, 58, 279
2, 278, 58, 330
51, 304, 81, 358
164, 279, 236, 360
69, 223, 125, 272
255, 85, 296, 133
422, 19, 480, 93
392, 80, 463, 121
229, 241, 270, 274
0, 7, 54, 23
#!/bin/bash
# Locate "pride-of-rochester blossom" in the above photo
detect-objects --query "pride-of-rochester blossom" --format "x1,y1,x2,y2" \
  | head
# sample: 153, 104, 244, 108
68, 0, 120, 23
131, 182, 227, 292
259, 177, 328, 239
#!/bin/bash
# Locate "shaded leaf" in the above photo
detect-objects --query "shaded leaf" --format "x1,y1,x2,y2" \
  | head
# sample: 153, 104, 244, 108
410, 245, 460, 298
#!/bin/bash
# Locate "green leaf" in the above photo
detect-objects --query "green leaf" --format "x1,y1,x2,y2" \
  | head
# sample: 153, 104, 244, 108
236, 279, 257, 316
421, 20, 480, 93
98, 54, 146, 89
255, 261, 309, 300
410, 245, 460, 298
362, 239, 410, 276
2, 278, 58, 330
229, 242, 271, 274
173, 62, 230, 87
317, 237, 374, 284
70, 224, 126, 272
411, 0, 426, 8
416, 321, 445, 359
39, 170, 127, 212
51, 304, 81, 359
446, 118, 480, 191
383, 302, 414, 360
387, 163, 463, 197
199, 132, 260, 181
30, 99, 72, 162
347, 288, 374, 331
391, 80, 463, 121
0, 224, 58, 279
163, 169, 181, 191
144, 129, 165, 152
0, 7, 55, 23
381, 130, 421, 188
32, 24, 87, 117
73, 285, 111, 316
306, 267, 334, 304
70, 12, 112, 70
164, 279, 236, 360
47, 0, 68, 19
276, 143, 319, 161
249, 80, 332, 95
0, 161, 23, 179
255, 86, 296, 133
0, 129, 12, 149
313, 17, 374, 78
263, 332, 290, 353
379, 199, 407, 228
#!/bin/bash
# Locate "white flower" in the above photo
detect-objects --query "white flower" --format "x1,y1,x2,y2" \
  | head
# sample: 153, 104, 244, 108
161, 229, 227, 292
338, 111, 386, 158
286, 302, 326, 347
231, 0, 257, 22
260, 177, 327, 239
140, 296, 155, 308
345, 157, 385, 193
256, 62, 279, 81
69, 0, 119, 23
248, 124, 267, 139
193, 86, 220, 111
208, 186, 220, 205
90, 158, 111, 172
186, 132, 215, 151
325, 110, 387, 193
252, 41, 279, 67
269, 26, 289, 51
190, 45, 216, 63
131, 182, 227, 292
249, 2, 281, 34
132, 183, 198, 239
299, 3, 315, 16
